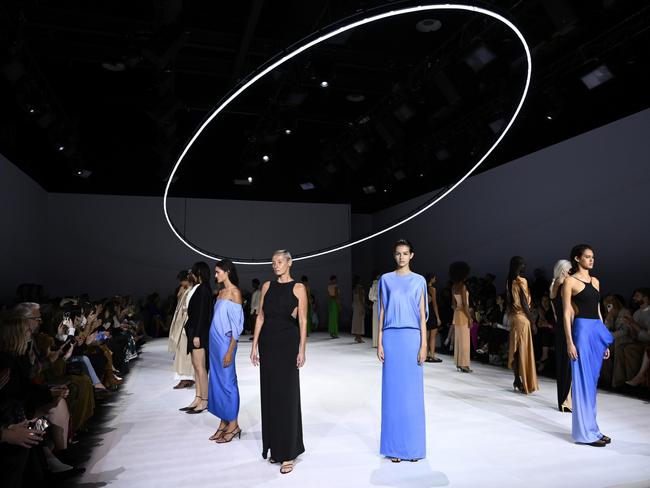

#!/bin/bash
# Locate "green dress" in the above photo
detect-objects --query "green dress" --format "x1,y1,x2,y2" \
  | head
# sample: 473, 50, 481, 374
328, 297, 339, 337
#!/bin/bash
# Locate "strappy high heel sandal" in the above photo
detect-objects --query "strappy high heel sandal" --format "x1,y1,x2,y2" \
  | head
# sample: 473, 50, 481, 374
390, 458, 402, 463
179, 396, 200, 411
600, 435, 611, 444
280, 460, 294, 474
216, 427, 241, 443
186, 397, 208, 414
209, 428, 225, 441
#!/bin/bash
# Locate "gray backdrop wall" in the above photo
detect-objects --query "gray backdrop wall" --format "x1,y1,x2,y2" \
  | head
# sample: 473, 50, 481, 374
355, 108, 650, 299
0, 153, 47, 301
3, 108, 648, 311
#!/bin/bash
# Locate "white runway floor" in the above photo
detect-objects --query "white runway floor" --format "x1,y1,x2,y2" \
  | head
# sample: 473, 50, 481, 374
77, 335, 650, 488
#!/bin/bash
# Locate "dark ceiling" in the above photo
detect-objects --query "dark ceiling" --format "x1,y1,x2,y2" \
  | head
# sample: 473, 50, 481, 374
1, 0, 649, 213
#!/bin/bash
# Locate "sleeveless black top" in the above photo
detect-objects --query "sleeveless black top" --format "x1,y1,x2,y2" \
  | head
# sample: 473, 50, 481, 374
572, 277, 600, 319
262, 280, 298, 333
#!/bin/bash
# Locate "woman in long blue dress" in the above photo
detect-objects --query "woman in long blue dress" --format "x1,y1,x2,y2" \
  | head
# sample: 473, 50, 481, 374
208, 259, 244, 443
562, 244, 613, 447
377, 239, 428, 462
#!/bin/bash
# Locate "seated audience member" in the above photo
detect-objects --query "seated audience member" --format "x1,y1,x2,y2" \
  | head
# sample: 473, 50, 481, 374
616, 288, 650, 387
602, 294, 633, 387
535, 295, 555, 373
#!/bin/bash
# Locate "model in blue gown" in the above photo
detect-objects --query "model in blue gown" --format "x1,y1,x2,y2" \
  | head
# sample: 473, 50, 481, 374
378, 271, 428, 460
570, 277, 613, 443
208, 299, 244, 421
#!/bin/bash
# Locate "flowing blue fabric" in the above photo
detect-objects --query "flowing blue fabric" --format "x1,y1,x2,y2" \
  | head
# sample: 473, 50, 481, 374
378, 271, 427, 460
378, 272, 428, 330
208, 299, 244, 422
571, 318, 613, 443
380, 328, 425, 459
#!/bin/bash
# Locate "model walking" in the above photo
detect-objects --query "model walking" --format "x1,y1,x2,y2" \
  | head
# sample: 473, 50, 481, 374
563, 244, 613, 446
180, 262, 213, 414
208, 259, 244, 443
251, 250, 308, 474
449, 262, 472, 373
327, 275, 340, 338
506, 256, 538, 394
377, 239, 428, 462
351, 275, 366, 343
168, 270, 195, 389
425, 274, 442, 363
550, 259, 572, 412
369, 273, 380, 348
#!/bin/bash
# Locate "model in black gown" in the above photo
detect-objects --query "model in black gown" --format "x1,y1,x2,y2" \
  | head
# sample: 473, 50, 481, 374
259, 280, 305, 464
552, 288, 572, 411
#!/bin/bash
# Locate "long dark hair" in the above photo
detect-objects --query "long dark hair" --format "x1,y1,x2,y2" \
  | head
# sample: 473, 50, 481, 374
449, 262, 470, 284
506, 256, 525, 309
394, 238, 414, 253
191, 261, 211, 285
215, 259, 239, 287
569, 244, 594, 275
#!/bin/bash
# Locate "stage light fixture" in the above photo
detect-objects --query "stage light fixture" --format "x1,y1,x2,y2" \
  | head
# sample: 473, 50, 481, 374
57, 145, 65, 151
262, 154, 270, 162
247, 176, 253, 183
320, 80, 329, 88
163, 3, 532, 264
300, 182, 315, 190
581, 64, 613, 90
285, 129, 292, 135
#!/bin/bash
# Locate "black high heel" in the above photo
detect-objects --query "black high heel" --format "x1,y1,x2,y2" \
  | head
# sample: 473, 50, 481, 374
600, 435, 611, 444
179, 396, 200, 411
186, 397, 208, 414
513, 380, 524, 393
560, 405, 572, 413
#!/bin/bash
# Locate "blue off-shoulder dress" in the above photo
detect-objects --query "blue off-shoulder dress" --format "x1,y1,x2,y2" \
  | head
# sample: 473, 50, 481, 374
378, 271, 428, 460
208, 299, 244, 422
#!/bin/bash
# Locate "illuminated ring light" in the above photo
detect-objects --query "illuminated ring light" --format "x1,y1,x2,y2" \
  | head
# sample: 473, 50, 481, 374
164, 3, 532, 265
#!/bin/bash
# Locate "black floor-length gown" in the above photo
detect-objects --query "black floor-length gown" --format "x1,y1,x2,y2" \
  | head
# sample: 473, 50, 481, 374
259, 280, 305, 462
552, 288, 572, 410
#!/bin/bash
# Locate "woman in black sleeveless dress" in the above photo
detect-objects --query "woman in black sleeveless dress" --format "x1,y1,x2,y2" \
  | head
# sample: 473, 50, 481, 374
251, 250, 308, 474
550, 259, 572, 412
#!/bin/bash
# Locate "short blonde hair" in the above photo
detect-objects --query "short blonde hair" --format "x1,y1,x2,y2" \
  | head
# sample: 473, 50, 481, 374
0, 314, 30, 356
272, 249, 292, 260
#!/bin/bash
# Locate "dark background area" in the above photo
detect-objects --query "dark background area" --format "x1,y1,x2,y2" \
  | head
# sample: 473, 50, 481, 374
1, 0, 649, 213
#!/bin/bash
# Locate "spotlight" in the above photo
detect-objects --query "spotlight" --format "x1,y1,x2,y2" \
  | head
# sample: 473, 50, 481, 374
247, 176, 253, 183
416, 19, 442, 33
74, 169, 92, 178
300, 182, 315, 190
284, 129, 292, 135
546, 114, 553, 120
262, 155, 270, 162
57, 145, 65, 151
362, 185, 376, 194
346, 93, 365, 102
320, 80, 329, 88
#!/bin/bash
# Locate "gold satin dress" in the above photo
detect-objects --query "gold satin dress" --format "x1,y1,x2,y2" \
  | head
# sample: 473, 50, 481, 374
452, 286, 471, 368
507, 277, 539, 394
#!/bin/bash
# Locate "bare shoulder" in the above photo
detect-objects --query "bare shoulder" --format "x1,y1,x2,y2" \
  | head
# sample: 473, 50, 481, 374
293, 282, 307, 295
592, 276, 600, 289
231, 287, 243, 305
262, 281, 271, 291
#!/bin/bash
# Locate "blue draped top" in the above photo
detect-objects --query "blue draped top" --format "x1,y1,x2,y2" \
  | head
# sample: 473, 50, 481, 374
378, 271, 428, 330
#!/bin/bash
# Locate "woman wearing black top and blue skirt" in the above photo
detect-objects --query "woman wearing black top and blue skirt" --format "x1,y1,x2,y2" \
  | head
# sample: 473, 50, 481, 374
562, 244, 613, 446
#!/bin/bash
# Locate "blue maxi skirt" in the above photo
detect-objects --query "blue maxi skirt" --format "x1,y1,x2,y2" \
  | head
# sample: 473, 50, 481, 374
380, 328, 425, 459
208, 328, 239, 422
571, 318, 613, 443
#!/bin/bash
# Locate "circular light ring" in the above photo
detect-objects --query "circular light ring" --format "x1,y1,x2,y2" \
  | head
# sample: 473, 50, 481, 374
163, 3, 532, 265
